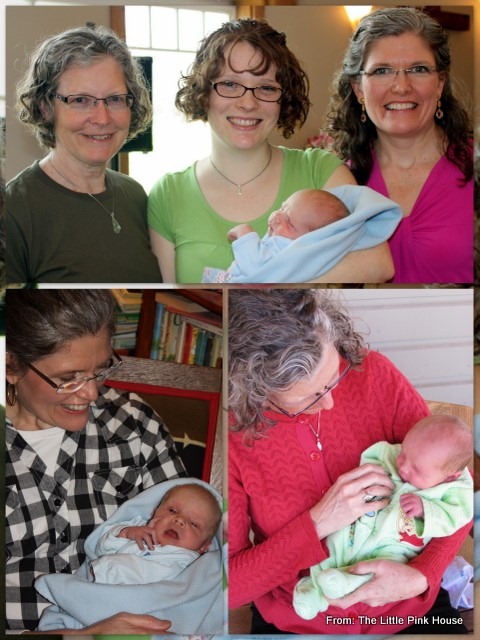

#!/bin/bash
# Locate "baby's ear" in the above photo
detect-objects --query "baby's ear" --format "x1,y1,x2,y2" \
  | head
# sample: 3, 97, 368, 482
198, 539, 213, 554
445, 471, 462, 482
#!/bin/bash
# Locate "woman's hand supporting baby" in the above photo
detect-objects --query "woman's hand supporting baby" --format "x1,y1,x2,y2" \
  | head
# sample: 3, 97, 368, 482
309, 464, 395, 540
327, 559, 428, 608
29, 612, 173, 635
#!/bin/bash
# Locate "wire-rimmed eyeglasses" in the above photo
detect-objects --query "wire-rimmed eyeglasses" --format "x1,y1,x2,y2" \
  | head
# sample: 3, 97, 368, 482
358, 65, 438, 85
268, 362, 352, 418
26, 351, 123, 394
52, 93, 135, 111
211, 81, 283, 103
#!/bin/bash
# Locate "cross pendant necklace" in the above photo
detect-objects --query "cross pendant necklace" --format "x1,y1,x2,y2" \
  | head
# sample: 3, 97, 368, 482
307, 413, 322, 451
209, 145, 273, 195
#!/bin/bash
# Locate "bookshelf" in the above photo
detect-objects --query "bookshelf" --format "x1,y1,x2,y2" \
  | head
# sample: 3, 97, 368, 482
107, 289, 223, 485
135, 289, 223, 365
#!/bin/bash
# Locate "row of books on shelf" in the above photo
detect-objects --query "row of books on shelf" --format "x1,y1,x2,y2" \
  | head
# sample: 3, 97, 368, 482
112, 290, 142, 351
150, 304, 222, 368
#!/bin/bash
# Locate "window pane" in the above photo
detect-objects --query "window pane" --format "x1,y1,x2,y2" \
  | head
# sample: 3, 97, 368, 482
125, 5, 151, 49
151, 6, 177, 50
204, 11, 230, 36
129, 49, 211, 193
178, 9, 204, 52
126, 6, 235, 193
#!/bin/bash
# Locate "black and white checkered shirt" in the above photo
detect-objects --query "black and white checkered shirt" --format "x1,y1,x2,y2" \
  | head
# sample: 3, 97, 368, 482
6, 386, 187, 631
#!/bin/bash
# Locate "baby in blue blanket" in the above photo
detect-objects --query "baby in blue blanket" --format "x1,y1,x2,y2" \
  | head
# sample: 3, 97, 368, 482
89, 482, 222, 585
202, 185, 402, 284
35, 479, 224, 634
206, 189, 348, 283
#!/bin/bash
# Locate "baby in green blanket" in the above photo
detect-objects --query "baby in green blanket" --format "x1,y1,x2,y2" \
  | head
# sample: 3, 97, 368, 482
293, 415, 473, 619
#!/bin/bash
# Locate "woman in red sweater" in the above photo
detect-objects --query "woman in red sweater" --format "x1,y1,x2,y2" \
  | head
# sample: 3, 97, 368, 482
228, 288, 471, 634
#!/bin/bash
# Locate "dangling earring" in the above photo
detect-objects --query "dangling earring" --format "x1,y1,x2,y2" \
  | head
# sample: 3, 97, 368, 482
7, 383, 17, 407
360, 100, 367, 123
435, 98, 444, 120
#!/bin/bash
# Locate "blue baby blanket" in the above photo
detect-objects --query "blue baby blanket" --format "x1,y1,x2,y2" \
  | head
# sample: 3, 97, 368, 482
226, 185, 402, 283
35, 478, 223, 634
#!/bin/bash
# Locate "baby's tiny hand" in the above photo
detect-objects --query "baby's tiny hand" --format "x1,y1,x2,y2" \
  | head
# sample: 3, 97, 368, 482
399, 493, 424, 518
119, 525, 158, 550
227, 223, 254, 241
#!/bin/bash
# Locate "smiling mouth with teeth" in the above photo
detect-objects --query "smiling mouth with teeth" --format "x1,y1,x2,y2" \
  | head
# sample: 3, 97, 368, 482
386, 103, 417, 110
62, 404, 89, 411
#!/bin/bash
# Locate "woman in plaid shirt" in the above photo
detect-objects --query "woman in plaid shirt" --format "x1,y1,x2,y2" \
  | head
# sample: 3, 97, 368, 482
5, 289, 187, 634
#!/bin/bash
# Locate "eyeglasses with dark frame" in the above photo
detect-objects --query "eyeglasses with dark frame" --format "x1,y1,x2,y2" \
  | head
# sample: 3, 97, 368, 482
26, 351, 123, 394
211, 81, 283, 103
52, 93, 135, 111
268, 362, 352, 418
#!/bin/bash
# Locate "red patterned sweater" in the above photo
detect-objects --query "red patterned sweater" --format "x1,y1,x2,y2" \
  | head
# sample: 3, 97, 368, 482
229, 350, 472, 634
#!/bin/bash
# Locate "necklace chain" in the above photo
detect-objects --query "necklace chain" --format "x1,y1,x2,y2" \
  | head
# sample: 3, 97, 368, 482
48, 156, 121, 234
209, 145, 273, 195
307, 413, 322, 451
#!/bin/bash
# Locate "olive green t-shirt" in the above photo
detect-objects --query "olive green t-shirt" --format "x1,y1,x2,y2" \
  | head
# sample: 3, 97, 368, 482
7, 162, 162, 284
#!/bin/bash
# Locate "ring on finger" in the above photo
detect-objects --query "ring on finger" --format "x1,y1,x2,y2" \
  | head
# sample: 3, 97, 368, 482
362, 492, 376, 503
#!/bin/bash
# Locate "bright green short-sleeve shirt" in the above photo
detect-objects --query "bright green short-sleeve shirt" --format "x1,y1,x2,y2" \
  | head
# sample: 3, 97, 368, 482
148, 146, 342, 283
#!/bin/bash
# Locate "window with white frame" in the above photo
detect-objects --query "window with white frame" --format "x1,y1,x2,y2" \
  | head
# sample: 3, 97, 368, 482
125, 5, 234, 193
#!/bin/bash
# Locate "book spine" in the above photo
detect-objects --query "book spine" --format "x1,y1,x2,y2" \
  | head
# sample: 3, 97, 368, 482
194, 330, 207, 366
157, 309, 170, 360
149, 303, 164, 359
188, 327, 199, 365
210, 334, 223, 368
175, 320, 187, 363
182, 323, 194, 364
203, 332, 214, 367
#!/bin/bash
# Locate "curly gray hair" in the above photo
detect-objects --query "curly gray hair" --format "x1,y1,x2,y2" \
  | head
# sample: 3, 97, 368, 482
17, 25, 152, 149
228, 289, 367, 440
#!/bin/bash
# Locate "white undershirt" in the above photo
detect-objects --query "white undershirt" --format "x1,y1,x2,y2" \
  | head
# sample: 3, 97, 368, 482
19, 427, 65, 477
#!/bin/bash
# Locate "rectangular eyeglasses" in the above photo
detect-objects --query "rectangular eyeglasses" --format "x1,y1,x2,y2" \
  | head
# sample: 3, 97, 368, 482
26, 351, 123, 394
269, 362, 352, 418
52, 93, 135, 110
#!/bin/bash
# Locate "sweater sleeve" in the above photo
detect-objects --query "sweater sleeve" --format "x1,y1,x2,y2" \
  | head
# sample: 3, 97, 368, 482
228, 445, 328, 608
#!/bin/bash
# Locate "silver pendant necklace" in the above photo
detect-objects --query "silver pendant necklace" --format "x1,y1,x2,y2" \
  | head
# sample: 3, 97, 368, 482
48, 157, 121, 234
307, 413, 322, 451
209, 145, 272, 195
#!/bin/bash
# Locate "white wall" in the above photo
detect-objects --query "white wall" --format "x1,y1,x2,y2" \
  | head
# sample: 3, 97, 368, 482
333, 288, 473, 407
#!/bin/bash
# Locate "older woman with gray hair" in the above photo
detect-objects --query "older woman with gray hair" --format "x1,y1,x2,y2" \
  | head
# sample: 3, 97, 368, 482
228, 288, 471, 634
5, 289, 186, 633
325, 7, 473, 284
7, 25, 161, 284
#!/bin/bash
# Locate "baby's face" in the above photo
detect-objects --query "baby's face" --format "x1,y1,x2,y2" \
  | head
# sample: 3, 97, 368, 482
267, 192, 312, 239
396, 431, 453, 489
149, 486, 217, 553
